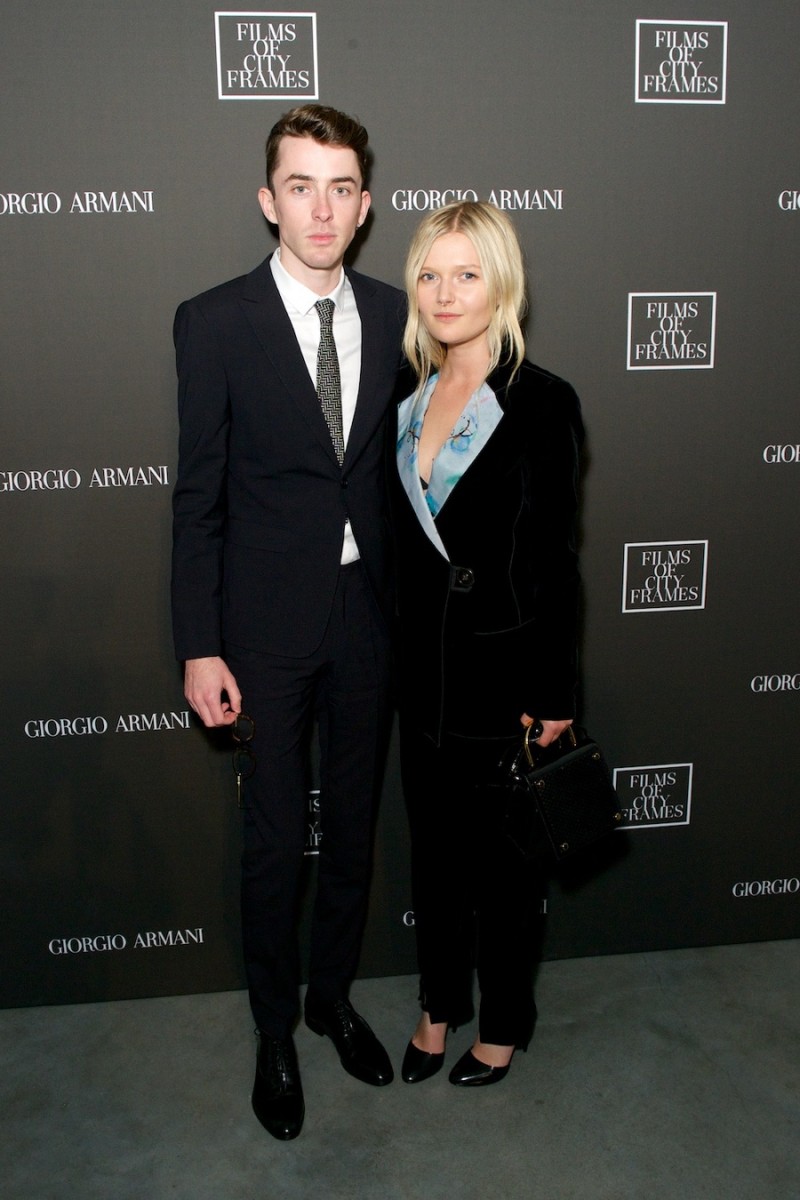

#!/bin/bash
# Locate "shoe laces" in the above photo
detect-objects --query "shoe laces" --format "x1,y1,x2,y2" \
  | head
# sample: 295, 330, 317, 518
260, 1035, 295, 1091
330, 999, 362, 1046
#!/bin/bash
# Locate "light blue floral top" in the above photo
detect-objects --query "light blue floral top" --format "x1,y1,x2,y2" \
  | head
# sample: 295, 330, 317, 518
396, 374, 504, 559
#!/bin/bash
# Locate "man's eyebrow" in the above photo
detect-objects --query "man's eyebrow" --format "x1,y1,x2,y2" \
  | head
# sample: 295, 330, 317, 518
283, 173, 359, 185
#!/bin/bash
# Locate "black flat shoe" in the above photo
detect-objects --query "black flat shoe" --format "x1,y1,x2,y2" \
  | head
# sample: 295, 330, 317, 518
448, 1048, 512, 1087
305, 997, 394, 1086
401, 1040, 445, 1084
252, 1032, 305, 1139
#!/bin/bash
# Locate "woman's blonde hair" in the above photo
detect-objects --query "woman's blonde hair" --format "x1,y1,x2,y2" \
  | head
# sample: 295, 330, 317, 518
402, 200, 527, 386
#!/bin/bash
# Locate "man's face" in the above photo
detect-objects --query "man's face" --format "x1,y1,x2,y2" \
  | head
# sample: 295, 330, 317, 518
258, 136, 370, 290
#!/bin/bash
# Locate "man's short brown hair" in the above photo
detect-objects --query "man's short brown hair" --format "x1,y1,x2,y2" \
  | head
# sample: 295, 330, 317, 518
265, 104, 370, 189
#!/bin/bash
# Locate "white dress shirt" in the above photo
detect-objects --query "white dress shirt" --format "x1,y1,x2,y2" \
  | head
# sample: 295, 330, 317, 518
270, 249, 362, 563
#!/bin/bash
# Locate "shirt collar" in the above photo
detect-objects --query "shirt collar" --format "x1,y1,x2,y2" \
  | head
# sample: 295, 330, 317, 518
270, 248, 347, 316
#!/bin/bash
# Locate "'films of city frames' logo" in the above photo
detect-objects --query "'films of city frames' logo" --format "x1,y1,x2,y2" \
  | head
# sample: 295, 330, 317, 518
627, 293, 716, 370
614, 764, 693, 830
635, 20, 728, 104
622, 541, 708, 613
215, 12, 318, 99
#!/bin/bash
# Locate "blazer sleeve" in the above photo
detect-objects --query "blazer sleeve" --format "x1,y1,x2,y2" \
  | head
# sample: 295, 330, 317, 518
522, 377, 585, 720
170, 296, 230, 661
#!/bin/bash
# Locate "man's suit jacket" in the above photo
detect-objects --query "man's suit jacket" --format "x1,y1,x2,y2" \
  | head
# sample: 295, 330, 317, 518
390, 358, 584, 743
171, 254, 405, 662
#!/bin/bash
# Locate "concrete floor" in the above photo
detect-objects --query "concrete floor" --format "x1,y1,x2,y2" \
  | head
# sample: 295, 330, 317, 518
2, 940, 798, 1200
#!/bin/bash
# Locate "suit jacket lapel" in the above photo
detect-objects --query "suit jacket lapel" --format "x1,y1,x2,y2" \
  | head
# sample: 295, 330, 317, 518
345, 270, 386, 468
239, 255, 341, 467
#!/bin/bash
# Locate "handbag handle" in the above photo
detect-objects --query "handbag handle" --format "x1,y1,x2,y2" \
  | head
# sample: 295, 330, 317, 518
523, 722, 577, 768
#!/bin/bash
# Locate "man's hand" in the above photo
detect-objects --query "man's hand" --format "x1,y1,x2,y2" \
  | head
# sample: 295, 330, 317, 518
184, 656, 242, 727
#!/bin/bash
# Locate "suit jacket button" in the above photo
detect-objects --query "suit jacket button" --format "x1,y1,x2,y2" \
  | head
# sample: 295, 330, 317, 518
340, 478, 348, 488
456, 568, 474, 587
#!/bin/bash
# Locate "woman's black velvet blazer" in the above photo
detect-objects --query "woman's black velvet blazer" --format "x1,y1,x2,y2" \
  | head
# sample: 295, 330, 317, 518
390, 357, 584, 744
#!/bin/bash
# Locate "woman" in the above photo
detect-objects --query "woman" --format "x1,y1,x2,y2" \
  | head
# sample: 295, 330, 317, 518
392, 201, 584, 1086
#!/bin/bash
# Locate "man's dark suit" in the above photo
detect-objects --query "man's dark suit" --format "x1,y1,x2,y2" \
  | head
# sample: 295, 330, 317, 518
172, 253, 404, 1036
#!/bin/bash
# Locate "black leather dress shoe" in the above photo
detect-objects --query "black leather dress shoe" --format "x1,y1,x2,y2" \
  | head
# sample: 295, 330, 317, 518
252, 1032, 305, 1139
401, 1040, 445, 1084
448, 1048, 512, 1087
305, 998, 394, 1086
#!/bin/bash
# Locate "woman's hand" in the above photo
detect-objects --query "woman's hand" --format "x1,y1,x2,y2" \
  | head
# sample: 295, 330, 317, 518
520, 714, 573, 748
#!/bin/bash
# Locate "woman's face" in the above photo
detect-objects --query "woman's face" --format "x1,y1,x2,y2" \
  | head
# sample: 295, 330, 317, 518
416, 231, 492, 353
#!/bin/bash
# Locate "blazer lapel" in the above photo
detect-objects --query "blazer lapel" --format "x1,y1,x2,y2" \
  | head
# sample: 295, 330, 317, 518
239, 256, 341, 467
344, 270, 387, 468
434, 398, 522, 545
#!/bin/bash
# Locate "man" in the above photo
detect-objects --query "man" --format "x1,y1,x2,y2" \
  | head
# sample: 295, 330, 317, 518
171, 105, 404, 1140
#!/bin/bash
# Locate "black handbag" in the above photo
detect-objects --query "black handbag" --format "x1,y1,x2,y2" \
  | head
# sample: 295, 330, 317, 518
501, 724, 623, 862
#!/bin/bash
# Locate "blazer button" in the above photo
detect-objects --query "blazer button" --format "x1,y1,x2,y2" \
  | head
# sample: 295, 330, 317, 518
456, 567, 474, 588
340, 478, 348, 489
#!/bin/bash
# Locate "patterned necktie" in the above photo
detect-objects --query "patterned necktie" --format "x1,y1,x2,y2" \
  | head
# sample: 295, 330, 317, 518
314, 298, 344, 465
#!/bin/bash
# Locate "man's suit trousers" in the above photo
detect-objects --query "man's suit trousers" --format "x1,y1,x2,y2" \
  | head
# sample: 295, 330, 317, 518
226, 561, 391, 1038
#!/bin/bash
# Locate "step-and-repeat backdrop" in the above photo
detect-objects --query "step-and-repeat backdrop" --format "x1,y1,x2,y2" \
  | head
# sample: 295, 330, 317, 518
2, 1, 798, 1008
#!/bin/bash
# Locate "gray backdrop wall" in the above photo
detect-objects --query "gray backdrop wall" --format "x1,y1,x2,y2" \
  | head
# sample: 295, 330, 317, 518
2, 0, 798, 1008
